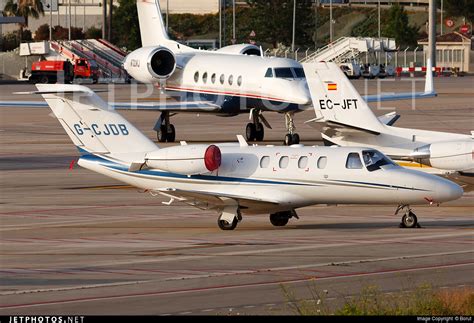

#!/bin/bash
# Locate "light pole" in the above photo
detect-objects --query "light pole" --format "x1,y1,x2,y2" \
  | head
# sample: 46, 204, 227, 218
378, 0, 380, 38
166, 0, 169, 32
329, 0, 333, 43
314, 0, 318, 48
68, 0, 71, 40
219, 0, 222, 48
440, 0, 443, 35
232, 0, 235, 43
49, 0, 52, 41
429, 0, 436, 68
291, 0, 296, 51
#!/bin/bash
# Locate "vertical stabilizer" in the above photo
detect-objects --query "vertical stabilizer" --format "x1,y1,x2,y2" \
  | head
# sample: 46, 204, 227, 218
137, 0, 170, 46
302, 61, 384, 134
36, 84, 157, 155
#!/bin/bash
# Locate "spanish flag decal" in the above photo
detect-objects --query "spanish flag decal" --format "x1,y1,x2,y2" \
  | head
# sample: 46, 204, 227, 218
327, 83, 337, 91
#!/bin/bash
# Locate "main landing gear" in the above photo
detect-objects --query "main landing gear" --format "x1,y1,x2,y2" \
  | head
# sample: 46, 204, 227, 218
396, 205, 420, 228
245, 109, 270, 142
284, 112, 300, 146
216, 207, 299, 230
269, 210, 299, 227
155, 111, 176, 142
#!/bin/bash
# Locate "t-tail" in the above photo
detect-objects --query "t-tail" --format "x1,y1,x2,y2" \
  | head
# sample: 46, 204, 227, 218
302, 61, 385, 135
33, 84, 157, 159
137, 0, 171, 47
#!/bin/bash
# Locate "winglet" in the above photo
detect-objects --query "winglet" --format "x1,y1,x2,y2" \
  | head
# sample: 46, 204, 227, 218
237, 135, 248, 147
424, 58, 435, 94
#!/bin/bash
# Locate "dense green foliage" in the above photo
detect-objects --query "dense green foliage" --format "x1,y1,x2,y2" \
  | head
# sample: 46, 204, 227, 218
33, 24, 85, 41
382, 4, 419, 49
111, 0, 141, 50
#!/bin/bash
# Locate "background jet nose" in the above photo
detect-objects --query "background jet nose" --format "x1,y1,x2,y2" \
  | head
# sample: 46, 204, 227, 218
435, 179, 463, 202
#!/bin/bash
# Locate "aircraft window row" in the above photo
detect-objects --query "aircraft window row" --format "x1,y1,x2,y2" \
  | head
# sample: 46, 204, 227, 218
194, 71, 243, 86
265, 67, 306, 79
258, 152, 395, 172
258, 155, 327, 169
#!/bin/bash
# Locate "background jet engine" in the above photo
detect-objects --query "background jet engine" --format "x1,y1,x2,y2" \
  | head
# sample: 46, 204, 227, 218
124, 46, 176, 83
412, 140, 474, 172
144, 145, 221, 175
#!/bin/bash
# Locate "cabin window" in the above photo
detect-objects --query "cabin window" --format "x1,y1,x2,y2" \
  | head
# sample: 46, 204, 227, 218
293, 67, 305, 78
211, 73, 216, 83
228, 75, 234, 85
362, 150, 396, 172
237, 75, 242, 86
220, 74, 225, 84
279, 156, 289, 169
265, 68, 273, 78
274, 68, 294, 78
194, 71, 199, 83
317, 156, 327, 169
202, 72, 208, 83
260, 156, 270, 168
345, 153, 363, 169
298, 156, 308, 169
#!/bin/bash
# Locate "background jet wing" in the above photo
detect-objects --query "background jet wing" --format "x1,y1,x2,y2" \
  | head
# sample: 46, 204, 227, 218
377, 112, 401, 126
0, 100, 222, 112
363, 91, 436, 103
155, 187, 280, 209
112, 101, 222, 112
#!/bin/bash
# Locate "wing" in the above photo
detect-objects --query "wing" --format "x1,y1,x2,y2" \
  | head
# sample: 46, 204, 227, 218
363, 58, 436, 103
155, 187, 280, 210
363, 91, 436, 103
0, 99, 222, 113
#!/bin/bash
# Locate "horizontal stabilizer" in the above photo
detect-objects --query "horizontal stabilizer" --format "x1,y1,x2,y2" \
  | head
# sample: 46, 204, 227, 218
377, 112, 400, 126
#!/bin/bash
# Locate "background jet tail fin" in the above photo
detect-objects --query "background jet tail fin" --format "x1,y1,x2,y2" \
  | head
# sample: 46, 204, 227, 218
37, 84, 157, 155
424, 58, 434, 94
302, 61, 384, 134
137, 0, 170, 46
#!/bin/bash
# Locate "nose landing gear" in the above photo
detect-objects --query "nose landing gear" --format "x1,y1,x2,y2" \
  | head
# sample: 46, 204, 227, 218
396, 205, 421, 228
155, 111, 176, 142
284, 112, 300, 146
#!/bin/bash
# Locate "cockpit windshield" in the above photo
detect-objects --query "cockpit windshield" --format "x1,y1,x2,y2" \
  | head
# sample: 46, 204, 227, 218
267, 67, 306, 79
274, 68, 294, 78
293, 68, 305, 78
362, 150, 397, 172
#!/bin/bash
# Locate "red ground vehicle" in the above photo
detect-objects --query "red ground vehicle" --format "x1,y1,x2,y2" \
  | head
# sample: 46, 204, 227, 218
30, 58, 99, 84
74, 58, 99, 83
30, 60, 74, 84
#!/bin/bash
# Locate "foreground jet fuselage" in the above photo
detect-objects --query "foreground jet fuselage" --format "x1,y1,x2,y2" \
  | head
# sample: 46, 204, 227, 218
35, 84, 462, 230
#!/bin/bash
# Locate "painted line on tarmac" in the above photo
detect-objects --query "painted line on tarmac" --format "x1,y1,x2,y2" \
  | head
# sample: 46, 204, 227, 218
1, 261, 473, 310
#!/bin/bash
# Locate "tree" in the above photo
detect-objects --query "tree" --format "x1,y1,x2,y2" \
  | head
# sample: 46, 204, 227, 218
382, 4, 419, 49
111, 0, 141, 50
3, 0, 44, 42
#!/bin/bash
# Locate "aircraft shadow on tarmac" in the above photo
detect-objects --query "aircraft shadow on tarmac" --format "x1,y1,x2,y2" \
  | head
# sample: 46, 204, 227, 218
289, 220, 474, 230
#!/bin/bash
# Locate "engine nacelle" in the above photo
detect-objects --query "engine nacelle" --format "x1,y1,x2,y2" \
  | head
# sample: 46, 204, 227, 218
216, 44, 262, 56
145, 145, 221, 175
123, 46, 176, 83
413, 140, 474, 171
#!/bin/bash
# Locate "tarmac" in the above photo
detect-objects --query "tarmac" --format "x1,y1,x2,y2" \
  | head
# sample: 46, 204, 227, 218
0, 77, 473, 315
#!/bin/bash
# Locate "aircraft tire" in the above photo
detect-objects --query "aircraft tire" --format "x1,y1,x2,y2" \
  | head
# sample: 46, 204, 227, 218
167, 124, 176, 142
217, 217, 238, 230
246, 123, 256, 141
270, 212, 290, 226
284, 134, 293, 146
255, 123, 264, 141
292, 133, 300, 144
401, 211, 418, 228
157, 125, 168, 142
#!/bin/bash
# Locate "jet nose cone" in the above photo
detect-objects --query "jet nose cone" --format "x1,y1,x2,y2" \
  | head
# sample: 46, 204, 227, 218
435, 179, 463, 202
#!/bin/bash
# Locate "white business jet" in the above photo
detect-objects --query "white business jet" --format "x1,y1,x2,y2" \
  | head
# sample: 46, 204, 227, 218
30, 84, 462, 229
303, 60, 474, 191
